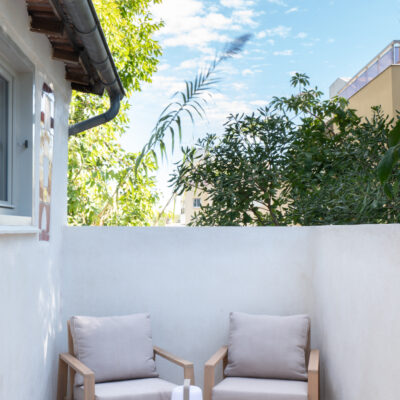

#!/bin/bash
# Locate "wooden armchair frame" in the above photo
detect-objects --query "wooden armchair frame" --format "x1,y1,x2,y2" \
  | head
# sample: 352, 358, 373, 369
57, 321, 195, 400
204, 346, 319, 400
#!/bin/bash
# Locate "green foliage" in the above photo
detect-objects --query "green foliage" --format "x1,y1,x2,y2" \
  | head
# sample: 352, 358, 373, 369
153, 209, 180, 226
68, 133, 159, 226
378, 119, 400, 195
68, 0, 163, 226
172, 73, 400, 226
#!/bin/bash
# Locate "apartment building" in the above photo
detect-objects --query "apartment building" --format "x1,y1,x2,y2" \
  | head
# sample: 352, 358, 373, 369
330, 41, 400, 118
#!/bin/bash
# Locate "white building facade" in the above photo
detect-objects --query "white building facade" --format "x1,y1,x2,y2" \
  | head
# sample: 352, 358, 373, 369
0, 1, 70, 398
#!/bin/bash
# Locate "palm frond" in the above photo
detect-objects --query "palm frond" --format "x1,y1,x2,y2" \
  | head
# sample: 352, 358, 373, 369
135, 34, 251, 172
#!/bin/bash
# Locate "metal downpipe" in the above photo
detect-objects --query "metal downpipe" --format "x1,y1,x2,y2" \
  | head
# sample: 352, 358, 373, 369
68, 93, 121, 136
60, 0, 124, 136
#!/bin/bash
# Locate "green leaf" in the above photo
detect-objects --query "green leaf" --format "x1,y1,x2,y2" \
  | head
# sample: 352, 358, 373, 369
388, 119, 400, 147
378, 146, 399, 183
383, 183, 393, 199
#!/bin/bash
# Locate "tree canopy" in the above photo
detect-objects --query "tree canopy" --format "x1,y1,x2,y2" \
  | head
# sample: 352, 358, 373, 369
68, 0, 163, 226
172, 74, 400, 226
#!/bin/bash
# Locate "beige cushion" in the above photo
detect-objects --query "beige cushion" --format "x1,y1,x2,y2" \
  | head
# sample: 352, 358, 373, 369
224, 313, 310, 380
70, 314, 158, 385
74, 378, 176, 400
213, 377, 308, 400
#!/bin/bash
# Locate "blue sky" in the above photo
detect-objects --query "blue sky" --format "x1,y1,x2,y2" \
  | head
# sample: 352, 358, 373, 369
121, 0, 400, 207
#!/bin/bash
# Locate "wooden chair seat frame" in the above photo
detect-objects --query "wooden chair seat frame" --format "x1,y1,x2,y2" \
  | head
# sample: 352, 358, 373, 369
57, 321, 195, 400
204, 346, 320, 400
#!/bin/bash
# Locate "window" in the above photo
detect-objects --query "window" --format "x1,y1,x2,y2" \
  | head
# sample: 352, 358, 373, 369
0, 31, 35, 226
193, 198, 201, 208
0, 70, 10, 204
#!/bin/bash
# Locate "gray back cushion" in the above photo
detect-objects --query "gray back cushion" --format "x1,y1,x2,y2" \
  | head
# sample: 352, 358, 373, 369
70, 314, 158, 385
224, 313, 310, 381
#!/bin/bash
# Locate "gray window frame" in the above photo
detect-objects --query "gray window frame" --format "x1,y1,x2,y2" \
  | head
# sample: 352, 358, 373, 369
193, 198, 201, 208
0, 63, 13, 209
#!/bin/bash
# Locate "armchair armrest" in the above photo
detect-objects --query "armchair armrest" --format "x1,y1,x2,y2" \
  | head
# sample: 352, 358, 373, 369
308, 349, 320, 400
153, 346, 195, 385
57, 353, 95, 400
60, 353, 94, 377
204, 346, 228, 400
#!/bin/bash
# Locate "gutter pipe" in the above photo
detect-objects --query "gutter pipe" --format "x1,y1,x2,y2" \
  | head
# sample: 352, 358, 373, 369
60, 0, 125, 136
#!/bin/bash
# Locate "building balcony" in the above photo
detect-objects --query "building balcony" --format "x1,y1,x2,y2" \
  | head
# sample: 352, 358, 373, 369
335, 40, 400, 100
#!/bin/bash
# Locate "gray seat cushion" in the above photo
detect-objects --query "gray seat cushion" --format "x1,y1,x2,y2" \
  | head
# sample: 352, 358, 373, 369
224, 313, 310, 380
74, 378, 177, 400
212, 377, 308, 400
70, 314, 158, 385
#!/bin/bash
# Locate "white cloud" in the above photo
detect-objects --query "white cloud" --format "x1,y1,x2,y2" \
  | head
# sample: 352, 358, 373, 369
327, 38, 335, 43
176, 59, 200, 70
153, 0, 258, 52
266, 0, 287, 6
157, 63, 171, 71
257, 25, 292, 39
205, 12, 234, 29
204, 93, 253, 123
273, 49, 293, 56
252, 48, 268, 54
285, 7, 299, 13
242, 68, 255, 76
149, 75, 185, 96
250, 100, 268, 107
218, 63, 240, 76
241, 67, 262, 76
220, 0, 254, 9
300, 37, 320, 47
163, 30, 229, 49
232, 9, 259, 27
175, 56, 213, 70
232, 82, 247, 91
295, 32, 307, 39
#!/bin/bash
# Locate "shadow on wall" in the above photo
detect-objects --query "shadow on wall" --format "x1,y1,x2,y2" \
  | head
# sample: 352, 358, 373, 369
0, 235, 61, 400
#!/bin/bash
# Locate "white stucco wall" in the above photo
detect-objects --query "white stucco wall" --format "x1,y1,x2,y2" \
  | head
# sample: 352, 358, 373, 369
310, 224, 400, 400
0, 1, 71, 399
61, 225, 400, 400
61, 227, 314, 388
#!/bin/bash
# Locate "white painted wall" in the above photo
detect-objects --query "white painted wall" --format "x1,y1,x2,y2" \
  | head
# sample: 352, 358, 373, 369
0, 1, 71, 399
61, 225, 400, 400
310, 224, 400, 400
329, 77, 350, 98
61, 227, 314, 388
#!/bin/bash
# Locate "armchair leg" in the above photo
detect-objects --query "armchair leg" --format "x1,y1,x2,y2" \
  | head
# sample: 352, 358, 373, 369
308, 371, 319, 400
203, 365, 214, 400
57, 357, 68, 400
184, 364, 195, 386
308, 349, 320, 400
69, 369, 76, 400
83, 373, 95, 400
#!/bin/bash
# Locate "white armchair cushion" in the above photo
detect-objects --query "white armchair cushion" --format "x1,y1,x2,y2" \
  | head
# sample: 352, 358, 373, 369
70, 314, 158, 385
74, 377, 176, 400
224, 313, 310, 380
212, 377, 308, 400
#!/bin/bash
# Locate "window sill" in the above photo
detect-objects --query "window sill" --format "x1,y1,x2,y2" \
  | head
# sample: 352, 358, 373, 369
0, 225, 39, 235
0, 215, 38, 235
